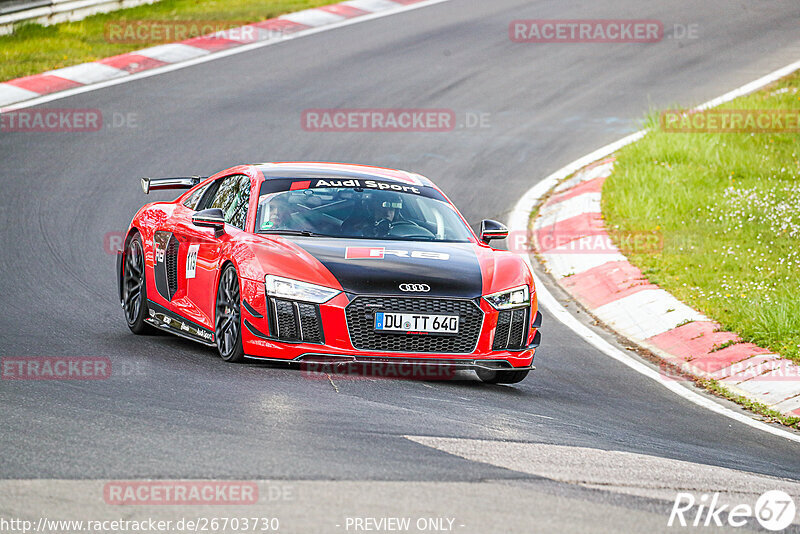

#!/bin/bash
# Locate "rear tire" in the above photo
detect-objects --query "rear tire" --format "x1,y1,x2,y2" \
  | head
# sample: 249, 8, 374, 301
475, 368, 529, 384
215, 264, 245, 363
122, 233, 157, 335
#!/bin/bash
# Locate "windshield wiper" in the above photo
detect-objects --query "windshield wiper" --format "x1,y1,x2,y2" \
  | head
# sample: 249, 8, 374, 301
259, 229, 328, 237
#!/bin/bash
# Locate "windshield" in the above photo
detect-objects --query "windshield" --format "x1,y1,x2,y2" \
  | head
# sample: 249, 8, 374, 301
255, 181, 473, 242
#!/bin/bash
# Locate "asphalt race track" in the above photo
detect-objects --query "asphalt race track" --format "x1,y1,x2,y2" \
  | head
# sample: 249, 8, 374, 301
2, 0, 800, 531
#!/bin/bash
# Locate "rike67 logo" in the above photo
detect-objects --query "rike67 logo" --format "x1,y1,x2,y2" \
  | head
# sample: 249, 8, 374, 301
669, 490, 796, 531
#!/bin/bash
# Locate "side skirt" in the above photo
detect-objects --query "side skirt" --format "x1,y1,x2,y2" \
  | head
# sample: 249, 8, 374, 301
145, 300, 216, 347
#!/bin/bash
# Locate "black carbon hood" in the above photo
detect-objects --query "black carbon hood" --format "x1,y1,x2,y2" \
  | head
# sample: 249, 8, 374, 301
287, 237, 483, 298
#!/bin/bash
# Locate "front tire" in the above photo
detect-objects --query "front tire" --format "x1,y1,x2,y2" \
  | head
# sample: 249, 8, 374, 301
215, 264, 245, 362
475, 368, 529, 384
122, 233, 157, 335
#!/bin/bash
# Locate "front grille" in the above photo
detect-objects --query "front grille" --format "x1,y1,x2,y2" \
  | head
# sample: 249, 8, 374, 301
268, 298, 324, 343
165, 237, 179, 298
345, 296, 483, 353
492, 307, 529, 350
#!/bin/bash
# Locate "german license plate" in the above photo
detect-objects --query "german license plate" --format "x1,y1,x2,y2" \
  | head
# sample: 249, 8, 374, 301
374, 312, 459, 334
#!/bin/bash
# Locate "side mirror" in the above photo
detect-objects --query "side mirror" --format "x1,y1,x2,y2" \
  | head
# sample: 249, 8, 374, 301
480, 219, 508, 244
193, 208, 225, 237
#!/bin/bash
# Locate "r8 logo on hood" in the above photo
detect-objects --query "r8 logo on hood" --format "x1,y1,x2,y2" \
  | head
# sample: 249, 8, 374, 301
399, 284, 431, 292
345, 247, 450, 260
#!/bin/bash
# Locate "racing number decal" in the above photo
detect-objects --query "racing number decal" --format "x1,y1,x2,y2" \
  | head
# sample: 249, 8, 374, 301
186, 244, 200, 279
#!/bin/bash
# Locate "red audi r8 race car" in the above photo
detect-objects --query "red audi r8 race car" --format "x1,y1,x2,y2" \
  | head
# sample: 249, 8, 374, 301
117, 162, 541, 383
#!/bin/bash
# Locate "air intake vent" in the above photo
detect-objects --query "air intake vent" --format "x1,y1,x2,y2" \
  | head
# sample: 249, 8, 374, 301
492, 310, 511, 351
165, 236, 179, 298
492, 307, 529, 350
268, 298, 324, 344
298, 302, 323, 343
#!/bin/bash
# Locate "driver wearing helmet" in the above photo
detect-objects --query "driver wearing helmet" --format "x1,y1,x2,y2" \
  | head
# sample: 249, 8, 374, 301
370, 193, 403, 236
341, 192, 404, 237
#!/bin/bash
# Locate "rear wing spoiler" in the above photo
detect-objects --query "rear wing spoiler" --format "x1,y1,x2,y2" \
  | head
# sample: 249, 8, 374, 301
141, 176, 206, 194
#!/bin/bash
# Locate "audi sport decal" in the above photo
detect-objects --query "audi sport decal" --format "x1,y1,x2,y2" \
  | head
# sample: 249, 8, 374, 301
312, 178, 421, 194
186, 244, 199, 279
345, 247, 450, 260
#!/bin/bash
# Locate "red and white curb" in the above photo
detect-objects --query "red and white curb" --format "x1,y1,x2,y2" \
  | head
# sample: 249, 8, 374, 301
0, 0, 432, 108
531, 158, 800, 418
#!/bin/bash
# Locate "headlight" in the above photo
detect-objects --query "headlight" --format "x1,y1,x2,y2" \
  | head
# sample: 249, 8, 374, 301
484, 285, 529, 310
265, 275, 340, 304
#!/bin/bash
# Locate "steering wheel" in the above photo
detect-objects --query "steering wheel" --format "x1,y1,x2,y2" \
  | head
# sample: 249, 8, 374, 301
386, 220, 435, 239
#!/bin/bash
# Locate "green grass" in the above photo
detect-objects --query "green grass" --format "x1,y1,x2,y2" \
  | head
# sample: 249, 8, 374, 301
0, 0, 340, 82
603, 71, 800, 364
702, 378, 800, 430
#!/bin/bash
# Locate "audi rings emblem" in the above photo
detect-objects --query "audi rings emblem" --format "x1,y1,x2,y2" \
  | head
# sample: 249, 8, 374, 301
399, 283, 430, 292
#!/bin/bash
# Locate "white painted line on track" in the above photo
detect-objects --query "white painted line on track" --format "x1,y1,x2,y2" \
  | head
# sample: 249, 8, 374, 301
0, 0, 454, 112
509, 60, 800, 444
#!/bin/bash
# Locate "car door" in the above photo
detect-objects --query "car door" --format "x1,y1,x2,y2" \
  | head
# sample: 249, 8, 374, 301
175, 174, 252, 330
147, 185, 213, 318
149, 179, 215, 330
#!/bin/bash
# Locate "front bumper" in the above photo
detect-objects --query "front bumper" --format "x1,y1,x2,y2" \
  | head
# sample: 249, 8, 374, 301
243, 352, 537, 372
239, 280, 540, 370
